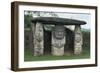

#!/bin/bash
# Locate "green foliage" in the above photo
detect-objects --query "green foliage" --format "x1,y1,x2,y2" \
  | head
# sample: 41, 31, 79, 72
82, 30, 90, 50
24, 15, 33, 28
24, 14, 33, 50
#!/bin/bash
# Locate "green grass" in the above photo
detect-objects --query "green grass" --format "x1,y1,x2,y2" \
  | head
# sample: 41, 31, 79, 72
24, 49, 90, 61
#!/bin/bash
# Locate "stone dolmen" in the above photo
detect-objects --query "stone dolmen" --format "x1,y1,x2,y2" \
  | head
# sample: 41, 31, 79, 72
31, 17, 86, 56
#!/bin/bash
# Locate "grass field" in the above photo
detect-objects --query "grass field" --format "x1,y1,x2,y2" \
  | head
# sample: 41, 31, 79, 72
24, 30, 90, 61
24, 49, 90, 61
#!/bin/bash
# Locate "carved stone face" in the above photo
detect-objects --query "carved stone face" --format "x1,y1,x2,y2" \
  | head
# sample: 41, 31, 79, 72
53, 25, 65, 39
75, 33, 81, 43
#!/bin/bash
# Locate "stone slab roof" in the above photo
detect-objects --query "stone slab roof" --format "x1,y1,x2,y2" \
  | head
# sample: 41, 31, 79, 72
31, 17, 86, 25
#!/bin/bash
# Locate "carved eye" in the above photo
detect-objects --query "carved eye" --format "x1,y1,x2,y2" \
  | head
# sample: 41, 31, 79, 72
56, 31, 63, 36
58, 32, 63, 35
54, 31, 64, 39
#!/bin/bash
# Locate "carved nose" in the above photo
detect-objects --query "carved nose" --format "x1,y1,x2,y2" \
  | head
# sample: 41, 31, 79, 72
58, 32, 62, 35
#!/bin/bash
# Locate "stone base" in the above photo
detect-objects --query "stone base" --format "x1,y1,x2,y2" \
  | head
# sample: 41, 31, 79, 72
52, 47, 64, 56
34, 48, 44, 56
74, 46, 82, 55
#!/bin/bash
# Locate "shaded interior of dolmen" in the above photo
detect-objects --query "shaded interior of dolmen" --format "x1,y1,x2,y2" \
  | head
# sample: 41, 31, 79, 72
44, 27, 74, 55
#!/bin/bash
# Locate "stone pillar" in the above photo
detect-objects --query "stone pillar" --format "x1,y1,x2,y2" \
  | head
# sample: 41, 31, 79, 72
33, 22, 44, 56
74, 25, 83, 55
52, 25, 65, 56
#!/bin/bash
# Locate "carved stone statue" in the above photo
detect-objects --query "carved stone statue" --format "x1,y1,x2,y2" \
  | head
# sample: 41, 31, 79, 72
52, 25, 66, 56
74, 25, 83, 55
33, 22, 44, 56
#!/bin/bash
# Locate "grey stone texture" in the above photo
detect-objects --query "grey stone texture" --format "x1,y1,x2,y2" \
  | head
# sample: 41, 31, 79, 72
33, 22, 44, 56
51, 25, 66, 56
74, 25, 83, 55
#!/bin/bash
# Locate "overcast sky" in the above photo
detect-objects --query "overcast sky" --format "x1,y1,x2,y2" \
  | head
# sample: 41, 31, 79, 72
56, 12, 91, 29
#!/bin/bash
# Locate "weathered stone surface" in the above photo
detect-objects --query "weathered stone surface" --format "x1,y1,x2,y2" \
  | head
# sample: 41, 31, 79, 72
74, 25, 83, 55
33, 22, 44, 56
32, 17, 86, 25
52, 46, 64, 56
52, 25, 65, 56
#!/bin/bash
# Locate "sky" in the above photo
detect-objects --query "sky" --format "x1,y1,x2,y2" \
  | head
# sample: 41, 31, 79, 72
56, 12, 91, 29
